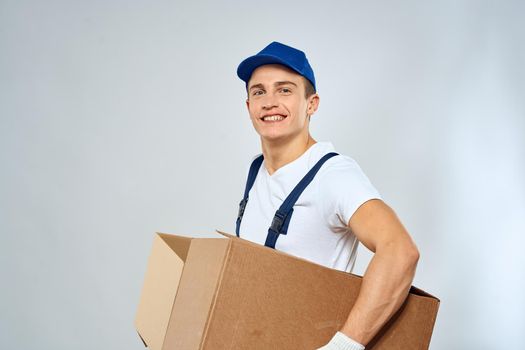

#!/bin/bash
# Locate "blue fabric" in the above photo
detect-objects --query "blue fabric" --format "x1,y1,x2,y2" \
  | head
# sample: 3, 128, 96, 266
236, 154, 264, 237
264, 152, 338, 248
237, 41, 316, 91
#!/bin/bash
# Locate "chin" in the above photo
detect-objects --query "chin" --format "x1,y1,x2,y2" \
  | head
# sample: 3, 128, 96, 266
259, 133, 293, 144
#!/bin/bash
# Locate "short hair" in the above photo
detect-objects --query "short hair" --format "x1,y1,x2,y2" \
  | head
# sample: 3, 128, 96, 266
303, 78, 316, 98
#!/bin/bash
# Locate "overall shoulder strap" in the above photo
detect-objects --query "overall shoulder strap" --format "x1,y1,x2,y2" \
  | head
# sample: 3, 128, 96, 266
265, 152, 339, 248
236, 155, 264, 237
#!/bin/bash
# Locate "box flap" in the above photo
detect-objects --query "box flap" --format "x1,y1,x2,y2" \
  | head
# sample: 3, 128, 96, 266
162, 238, 231, 350
157, 232, 192, 262
409, 285, 440, 301
135, 233, 192, 350
215, 229, 235, 239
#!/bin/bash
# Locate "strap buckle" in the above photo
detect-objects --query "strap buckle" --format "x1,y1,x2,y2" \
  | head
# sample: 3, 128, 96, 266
269, 210, 287, 233
237, 198, 248, 220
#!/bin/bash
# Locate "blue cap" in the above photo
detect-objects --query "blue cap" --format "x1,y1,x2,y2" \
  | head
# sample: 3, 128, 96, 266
237, 41, 316, 92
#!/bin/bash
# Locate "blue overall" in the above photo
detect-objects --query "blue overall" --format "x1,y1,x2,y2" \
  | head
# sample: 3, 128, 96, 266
236, 152, 339, 248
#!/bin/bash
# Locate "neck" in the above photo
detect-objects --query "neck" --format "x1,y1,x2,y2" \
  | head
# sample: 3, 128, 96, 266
261, 134, 317, 175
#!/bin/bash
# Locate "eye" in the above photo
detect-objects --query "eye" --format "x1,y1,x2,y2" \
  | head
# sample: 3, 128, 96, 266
252, 89, 265, 96
280, 87, 292, 94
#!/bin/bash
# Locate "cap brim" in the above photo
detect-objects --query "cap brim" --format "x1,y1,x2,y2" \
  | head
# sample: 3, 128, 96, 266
236, 54, 303, 85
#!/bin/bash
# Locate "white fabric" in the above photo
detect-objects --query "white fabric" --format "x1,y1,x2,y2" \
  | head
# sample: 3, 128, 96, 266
239, 142, 381, 272
317, 332, 365, 350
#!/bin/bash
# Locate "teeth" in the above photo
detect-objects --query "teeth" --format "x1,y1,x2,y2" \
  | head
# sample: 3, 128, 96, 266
262, 115, 285, 121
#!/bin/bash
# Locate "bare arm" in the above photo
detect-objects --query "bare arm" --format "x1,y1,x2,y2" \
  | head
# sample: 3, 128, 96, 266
340, 199, 419, 345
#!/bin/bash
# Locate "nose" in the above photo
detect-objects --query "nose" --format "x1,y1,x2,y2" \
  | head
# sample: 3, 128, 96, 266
261, 93, 278, 110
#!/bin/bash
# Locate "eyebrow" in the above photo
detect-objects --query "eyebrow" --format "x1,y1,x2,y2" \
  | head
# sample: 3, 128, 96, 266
275, 80, 298, 87
248, 83, 265, 92
248, 80, 298, 91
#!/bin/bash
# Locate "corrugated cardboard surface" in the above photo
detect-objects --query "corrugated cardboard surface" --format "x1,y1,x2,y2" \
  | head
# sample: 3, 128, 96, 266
163, 238, 230, 350
202, 238, 360, 349
134, 234, 190, 350
135, 233, 439, 350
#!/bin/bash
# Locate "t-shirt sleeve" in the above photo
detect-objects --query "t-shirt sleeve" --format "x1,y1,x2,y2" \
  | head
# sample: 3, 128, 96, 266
318, 156, 382, 228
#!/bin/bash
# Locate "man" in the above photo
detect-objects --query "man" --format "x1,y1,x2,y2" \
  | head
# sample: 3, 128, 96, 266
235, 42, 419, 350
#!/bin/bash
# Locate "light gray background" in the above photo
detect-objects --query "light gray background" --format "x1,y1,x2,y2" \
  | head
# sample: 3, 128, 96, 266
1, 0, 524, 349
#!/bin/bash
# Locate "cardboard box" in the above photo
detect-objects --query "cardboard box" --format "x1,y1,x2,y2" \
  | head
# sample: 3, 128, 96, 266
135, 232, 439, 350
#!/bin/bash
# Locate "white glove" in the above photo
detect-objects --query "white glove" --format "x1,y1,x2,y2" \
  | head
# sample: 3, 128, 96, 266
316, 331, 365, 350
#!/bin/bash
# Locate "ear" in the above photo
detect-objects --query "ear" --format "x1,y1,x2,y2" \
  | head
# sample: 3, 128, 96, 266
306, 93, 320, 116
246, 98, 250, 113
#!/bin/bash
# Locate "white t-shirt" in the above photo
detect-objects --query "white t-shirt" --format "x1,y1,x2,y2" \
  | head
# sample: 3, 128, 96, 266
239, 142, 381, 273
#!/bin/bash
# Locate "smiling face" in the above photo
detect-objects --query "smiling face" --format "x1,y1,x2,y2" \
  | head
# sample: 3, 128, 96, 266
246, 64, 319, 145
